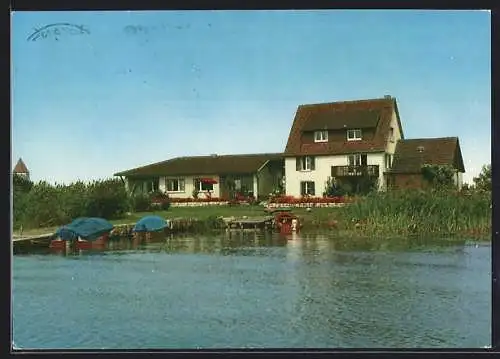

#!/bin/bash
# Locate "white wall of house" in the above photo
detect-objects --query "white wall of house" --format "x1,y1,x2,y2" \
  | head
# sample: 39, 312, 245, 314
253, 175, 258, 198
385, 109, 403, 155
370, 152, 386, 191
159, 175, 221, 199
285, 152, 387, 196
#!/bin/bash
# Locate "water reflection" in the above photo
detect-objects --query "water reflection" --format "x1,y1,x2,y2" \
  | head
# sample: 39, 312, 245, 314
14, 230, 474, 259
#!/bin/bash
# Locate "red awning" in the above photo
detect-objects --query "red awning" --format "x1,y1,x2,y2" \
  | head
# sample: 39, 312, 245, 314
200, 178, 218, 184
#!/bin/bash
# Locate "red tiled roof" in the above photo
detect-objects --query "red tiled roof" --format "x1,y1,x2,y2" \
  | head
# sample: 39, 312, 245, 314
284, 97, 404, 156
389, 137, 465, 174
13, 158, 29, 174
114, 153, 284, 177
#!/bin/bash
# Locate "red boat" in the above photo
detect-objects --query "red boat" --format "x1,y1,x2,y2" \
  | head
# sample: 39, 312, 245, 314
274, 211, 301, 235
75, 233, 109, 250
51, 217, 114, 251
49, 237, 66, 248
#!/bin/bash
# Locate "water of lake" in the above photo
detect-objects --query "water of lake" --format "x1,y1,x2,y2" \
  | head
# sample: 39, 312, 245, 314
12, 231, 491, 349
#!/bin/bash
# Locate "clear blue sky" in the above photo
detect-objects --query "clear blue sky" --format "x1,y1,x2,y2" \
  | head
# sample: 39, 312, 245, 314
12, 10, 490, 185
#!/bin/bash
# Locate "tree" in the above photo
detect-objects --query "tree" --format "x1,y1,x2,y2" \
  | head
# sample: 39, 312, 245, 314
323, 177, 345, 197
473, 164, 491, 192
421, 164, 455, 189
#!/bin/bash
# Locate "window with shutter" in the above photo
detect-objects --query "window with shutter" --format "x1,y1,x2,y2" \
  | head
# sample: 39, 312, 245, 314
300, 181, 315, 196
298, 156, 315, 171
300, 181, 306, 195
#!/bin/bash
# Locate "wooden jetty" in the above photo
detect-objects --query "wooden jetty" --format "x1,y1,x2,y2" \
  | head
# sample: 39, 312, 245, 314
13, 233, 54, 249
225, 216, 274, 231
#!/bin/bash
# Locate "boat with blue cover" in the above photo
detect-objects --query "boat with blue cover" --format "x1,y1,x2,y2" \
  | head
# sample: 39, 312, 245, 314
133, 215, 167, 233
51, 217, 114, 249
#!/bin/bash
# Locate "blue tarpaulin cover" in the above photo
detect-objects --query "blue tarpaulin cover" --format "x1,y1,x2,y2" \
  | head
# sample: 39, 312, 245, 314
133, 215, 167, 232
55, 217, 114, 241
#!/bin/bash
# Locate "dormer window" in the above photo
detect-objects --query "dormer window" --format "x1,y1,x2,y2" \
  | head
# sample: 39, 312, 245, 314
314, 130, 328, 142
347, 129, 362, 141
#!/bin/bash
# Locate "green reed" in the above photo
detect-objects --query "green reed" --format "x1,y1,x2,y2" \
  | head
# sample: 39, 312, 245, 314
338, 189, 491, 239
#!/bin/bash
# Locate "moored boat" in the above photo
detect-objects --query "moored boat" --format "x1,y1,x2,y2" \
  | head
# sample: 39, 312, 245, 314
132, 215, 168, 242
51, 217, 114, 250
274, 211, 301, 235
133, 215, 168, 233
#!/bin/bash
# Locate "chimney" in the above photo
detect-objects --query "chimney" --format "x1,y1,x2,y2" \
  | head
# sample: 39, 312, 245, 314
384, 95, 392, 99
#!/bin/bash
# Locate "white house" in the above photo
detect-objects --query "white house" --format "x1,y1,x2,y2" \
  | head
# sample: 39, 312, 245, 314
283, 96, 404, 196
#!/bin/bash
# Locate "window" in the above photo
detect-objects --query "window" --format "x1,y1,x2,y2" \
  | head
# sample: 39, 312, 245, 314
296, 156, 315, 171
300, 181, 315, 196
348, 154, 362, 166
347, 129, 362, 141
166, 178, 185, 192
195, 179, 214, 192
385, 154, 392, 169
314, 130, 328, 142
348, 154, 367, 167
389, 127, 395, 142
145, 179, 159, 193
200, 182, 213, 191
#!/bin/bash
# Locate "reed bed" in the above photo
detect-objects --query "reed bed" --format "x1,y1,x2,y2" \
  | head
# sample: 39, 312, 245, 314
338, 189, 491, 238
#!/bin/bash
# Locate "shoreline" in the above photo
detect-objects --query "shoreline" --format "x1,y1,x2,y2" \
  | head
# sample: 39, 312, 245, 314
12, 210, 491, 243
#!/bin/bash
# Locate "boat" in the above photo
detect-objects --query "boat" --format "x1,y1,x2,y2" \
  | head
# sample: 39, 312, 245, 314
51, 217, 114, 250
132, 215, 167, 233
273, 211, 301, 235
132, 215, 168, 242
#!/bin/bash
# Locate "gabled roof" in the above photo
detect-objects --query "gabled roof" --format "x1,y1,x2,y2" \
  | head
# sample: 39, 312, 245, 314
284, 96, 404, 156
114, 153, 284, 178
389, 137, 465, 174
13, 158, 29, 174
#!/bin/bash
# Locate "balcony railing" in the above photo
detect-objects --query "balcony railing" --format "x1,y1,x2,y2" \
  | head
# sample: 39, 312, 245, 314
331, 165, 379, 177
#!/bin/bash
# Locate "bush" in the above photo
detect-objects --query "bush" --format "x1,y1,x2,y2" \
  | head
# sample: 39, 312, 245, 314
12, 178, 130, 230
192, 188, 199, 199
21, 181, 67, 228
59, 181, 89, 221
323, 177, 345, 197
151, 191, 171, 211
421, 164, 455, 188
131, 193, 152, 212
13, 175, 34, 230
86, 179, 129, 219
